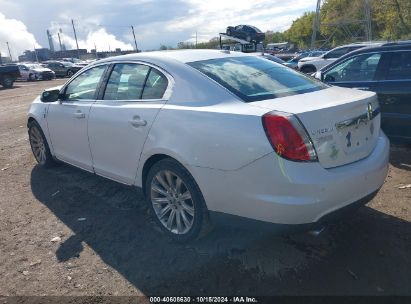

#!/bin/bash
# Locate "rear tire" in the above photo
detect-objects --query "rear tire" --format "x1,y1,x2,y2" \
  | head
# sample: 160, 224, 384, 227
1, 75, 14, 88
67, 70, 74, 77
28, 121, 55, 167
145, 158, 211, 242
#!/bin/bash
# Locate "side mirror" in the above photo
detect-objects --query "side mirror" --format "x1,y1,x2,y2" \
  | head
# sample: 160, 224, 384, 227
40, 89, 60, 103
314, 71, 322, 80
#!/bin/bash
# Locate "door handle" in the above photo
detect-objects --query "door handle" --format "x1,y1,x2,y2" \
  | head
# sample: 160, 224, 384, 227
73, 111, 86, 119
129, 116, 147, 127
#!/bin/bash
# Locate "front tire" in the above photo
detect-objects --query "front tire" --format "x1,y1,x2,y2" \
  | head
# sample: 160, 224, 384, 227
145, 158, 210, 242
28, 121, 55, 167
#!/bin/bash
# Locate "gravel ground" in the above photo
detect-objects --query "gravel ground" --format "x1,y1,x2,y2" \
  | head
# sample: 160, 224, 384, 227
0, 80, 410, 296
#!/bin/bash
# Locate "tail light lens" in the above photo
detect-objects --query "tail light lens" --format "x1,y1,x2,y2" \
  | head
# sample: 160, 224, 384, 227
262, 111, 317, 162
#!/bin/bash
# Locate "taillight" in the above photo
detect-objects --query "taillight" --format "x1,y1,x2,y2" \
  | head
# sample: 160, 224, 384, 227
262, 111, 317, 162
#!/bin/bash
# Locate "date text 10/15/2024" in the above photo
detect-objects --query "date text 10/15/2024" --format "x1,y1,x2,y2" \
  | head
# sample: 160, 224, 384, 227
149, 296, 258, 303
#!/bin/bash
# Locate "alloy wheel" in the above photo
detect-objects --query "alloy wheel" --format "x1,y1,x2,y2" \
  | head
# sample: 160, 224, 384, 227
150, 170, 195, 235
29, 126, 47, 164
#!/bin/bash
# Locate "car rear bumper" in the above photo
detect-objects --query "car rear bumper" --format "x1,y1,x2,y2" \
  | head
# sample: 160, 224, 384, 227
209, 189, 378, 233
190, 131, 389, 226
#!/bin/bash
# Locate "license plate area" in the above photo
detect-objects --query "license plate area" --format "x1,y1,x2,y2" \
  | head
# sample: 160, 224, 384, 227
340, 120, 376, 154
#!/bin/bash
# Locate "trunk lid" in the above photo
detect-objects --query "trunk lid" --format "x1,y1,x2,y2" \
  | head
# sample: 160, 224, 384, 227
250, 86, 381, 168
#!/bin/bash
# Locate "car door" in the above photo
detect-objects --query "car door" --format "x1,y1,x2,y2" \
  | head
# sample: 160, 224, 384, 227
322, 52, 387, 91
88, 62, 170, 184
46, 64, 108, 171
374, 50, 411, 140
46, 63, 57, 76
18, 65, 29, 80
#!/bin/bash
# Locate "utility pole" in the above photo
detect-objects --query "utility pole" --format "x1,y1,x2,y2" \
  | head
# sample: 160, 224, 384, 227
311, 0, 322, 48
195, 31, 198, 48
71, 19, 80, 59
6, 42, 12, 62
131, 25, 138, 52
364, 0, 372, 41
0, 51, 3, 64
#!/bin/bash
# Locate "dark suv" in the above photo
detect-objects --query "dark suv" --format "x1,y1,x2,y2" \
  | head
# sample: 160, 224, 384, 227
226, 25, 265, 43
316, 41, 411, 142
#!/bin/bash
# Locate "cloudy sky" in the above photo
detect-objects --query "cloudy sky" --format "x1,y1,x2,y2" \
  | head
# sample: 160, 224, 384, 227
0, 0, 316, 59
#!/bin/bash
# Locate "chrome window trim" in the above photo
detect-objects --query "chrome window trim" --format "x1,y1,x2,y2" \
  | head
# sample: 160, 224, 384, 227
97, 60, 174, 102
60, 60, 174, 103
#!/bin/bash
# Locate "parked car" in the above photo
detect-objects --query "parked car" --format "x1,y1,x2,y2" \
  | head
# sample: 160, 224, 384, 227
44, 61, 83, 77
61, 58, 81, 64
298, 42, 384, 73
28, 50, 389, 242
284, 51, 326, 69
315, 41, 411, 142
18, 63, 55, 81
0, 64, 20, 88
226, 25, 265, 43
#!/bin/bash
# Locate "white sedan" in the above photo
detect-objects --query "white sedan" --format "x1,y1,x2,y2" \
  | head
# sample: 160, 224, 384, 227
18, 63, 55, 81
27, 50, 389, 242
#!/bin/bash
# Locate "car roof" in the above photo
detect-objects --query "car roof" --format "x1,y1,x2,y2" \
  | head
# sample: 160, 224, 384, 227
331, 41, 386, 50
320, 41, 411, 71
94, 49, 256, 65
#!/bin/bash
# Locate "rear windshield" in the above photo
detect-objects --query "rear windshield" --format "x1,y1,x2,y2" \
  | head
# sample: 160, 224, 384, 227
188, 56, 327, 102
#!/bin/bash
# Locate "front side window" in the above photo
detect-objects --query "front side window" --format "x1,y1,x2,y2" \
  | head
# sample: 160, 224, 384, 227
386, 51, 411, 80
104, 63, 150, 100
324, 53, 382, 82
188, 56, 327, 102
64, 65, 107, 100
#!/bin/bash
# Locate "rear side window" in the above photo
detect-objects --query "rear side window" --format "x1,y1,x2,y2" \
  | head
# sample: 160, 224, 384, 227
386, 51, 411, 80
188, 56, 327, 102
142, 68, 168, 99
104, 63, 150, 100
